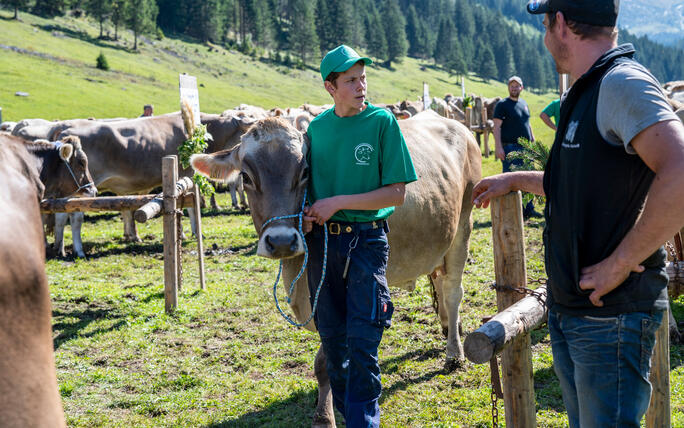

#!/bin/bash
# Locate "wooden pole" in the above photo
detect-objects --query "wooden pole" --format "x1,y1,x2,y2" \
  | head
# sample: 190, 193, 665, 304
490, 192, 536, 428
134, 177, 195, 223
646, 308, 670, 428
464, 286, 547, 364
193, 190, 206, 290
41, 194, 194, 214
482, 104, 490, 158
163, 156, 178, 313
465, 106, 472, 130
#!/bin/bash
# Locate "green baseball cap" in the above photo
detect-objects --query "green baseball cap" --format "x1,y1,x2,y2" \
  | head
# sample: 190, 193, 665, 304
320, 45, 372, 81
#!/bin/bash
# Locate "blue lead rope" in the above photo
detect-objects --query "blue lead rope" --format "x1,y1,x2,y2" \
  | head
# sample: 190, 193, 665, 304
261, 189, 328, 328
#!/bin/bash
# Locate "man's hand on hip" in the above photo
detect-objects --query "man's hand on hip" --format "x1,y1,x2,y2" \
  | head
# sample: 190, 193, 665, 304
579, 258, 645, 307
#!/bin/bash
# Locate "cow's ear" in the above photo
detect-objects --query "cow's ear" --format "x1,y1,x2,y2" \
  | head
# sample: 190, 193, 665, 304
301, 133, 310, 158
59, 143, 74, 162
190, 149, 239, 182
294, 114, 311, 133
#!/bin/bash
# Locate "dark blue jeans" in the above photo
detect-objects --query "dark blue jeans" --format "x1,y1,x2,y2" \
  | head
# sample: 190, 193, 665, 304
548, 308, 663, 428
306, 222, 393, 428
502, 142, 535, 215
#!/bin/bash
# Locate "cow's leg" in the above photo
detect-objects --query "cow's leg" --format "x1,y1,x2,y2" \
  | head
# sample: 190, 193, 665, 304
70, 212, 86, 258
121, 210, 141, 242
428, 274, 449, 337
187, 207, 197, 237
210, 193, 221, 210
237, 176, 247, 210
228, 180, 240, 210
442, 194, 476, 372
54, 213, 69, 258
312, 345, 336, 428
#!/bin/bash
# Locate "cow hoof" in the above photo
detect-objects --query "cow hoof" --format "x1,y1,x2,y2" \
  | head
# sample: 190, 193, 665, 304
444, 357, 464, 372
124, 236, 142, 243
312, 412, 336, 428
75, 252, 86, 259
670, 326, 682, 345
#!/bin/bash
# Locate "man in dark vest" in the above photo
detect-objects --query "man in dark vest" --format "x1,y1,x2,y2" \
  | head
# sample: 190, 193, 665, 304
471, 0, 684, 426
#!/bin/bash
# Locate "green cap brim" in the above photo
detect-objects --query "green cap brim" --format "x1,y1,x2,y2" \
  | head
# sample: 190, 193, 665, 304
324, 57, 372, 80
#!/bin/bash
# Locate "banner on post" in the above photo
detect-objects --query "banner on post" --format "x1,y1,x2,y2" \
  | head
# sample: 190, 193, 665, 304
179, 74, 201, 127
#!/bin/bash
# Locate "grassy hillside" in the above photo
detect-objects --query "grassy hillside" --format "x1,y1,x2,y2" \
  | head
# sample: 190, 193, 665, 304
0, 9, 558, 152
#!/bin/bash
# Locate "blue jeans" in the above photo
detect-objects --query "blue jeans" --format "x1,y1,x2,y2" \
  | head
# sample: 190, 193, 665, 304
306, 222, 393, 428
502, 143, 536, 215
548, 308, 663, 428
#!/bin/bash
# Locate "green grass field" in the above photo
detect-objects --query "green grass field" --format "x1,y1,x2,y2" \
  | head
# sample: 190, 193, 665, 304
2, 8, 682, 427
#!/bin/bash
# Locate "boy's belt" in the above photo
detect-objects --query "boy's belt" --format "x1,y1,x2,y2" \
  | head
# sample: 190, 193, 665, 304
327, 220, 386, 235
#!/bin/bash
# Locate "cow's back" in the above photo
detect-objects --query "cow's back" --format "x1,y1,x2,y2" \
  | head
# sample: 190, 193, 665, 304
387, 111, 482, 287
0, 137, 66, 427
61, 114, 188, 194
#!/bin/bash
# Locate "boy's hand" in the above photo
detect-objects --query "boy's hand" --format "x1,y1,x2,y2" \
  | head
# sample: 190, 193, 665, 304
302, 207, 315, 234
305, 197, 341, 225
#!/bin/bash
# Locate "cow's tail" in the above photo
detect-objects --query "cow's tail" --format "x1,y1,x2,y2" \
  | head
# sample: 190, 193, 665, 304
428, 275, 439, 316
181, 98, 195, 137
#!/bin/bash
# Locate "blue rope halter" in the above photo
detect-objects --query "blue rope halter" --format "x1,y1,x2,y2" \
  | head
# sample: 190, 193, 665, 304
261, 189, 328, 328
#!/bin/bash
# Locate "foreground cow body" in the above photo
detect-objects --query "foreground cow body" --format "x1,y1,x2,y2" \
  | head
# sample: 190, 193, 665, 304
59, 112, 252, 241
0, 136, 66, 427
192, 111, 481, 426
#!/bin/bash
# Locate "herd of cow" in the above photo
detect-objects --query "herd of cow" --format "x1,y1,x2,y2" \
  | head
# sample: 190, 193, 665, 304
1, 84, 682, 426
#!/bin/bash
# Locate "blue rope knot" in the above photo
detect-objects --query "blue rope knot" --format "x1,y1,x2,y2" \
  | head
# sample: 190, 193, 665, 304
261, 189, 327, 328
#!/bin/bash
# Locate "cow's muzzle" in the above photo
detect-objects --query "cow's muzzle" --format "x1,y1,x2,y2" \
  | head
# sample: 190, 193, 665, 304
257, 225, 304, 259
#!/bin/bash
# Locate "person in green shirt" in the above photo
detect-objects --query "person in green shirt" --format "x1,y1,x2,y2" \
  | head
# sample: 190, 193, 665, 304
302, 45, 417, 428
540, 98, 561, 131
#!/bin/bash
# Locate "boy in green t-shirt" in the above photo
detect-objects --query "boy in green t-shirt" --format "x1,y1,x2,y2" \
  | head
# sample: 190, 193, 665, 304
540, 98, 561, 131
302, 45, 417, 428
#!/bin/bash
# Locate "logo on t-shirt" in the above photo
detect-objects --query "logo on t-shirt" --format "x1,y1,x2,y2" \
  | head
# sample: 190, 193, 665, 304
562, 121, 580, 149
354, 143, 374, 165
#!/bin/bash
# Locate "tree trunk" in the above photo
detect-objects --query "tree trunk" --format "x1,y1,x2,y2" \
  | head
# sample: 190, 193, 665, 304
134, 31, 138, 50
99, 18, 103, 38
14, 6, 18, 19
115, 23, 119, 41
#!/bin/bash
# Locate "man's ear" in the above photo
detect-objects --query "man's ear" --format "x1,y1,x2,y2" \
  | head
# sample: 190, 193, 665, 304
324, 80, 336, 97
190, 146, 240, 182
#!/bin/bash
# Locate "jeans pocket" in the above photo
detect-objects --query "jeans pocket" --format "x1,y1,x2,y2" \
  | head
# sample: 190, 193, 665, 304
372, 276, 394, 329
639, 312, 663, 374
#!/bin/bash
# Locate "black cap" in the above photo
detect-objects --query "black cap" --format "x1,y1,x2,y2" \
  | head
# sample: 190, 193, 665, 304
527, 0, 619, 27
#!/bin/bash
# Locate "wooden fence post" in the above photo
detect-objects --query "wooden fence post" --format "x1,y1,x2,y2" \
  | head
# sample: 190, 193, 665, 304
646, 308, 670, 428
193, 189, 206, 290
163, 156, 178, 313
490, 191, 536, 428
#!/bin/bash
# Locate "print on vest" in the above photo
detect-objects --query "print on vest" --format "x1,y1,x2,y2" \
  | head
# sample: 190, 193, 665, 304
562, 121, 580, 149
354, 143, 374, 165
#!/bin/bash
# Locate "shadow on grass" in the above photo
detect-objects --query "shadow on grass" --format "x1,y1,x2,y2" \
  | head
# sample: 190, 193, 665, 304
200, 208, 251, 218
84, 241, 164, 259
379, 347, 449, 402
83, 212, 120, 223
52, 302, 126, 349
204, 388, 319, 428
474, 219, 492, 229
36, 23, 130, 53
533, 366, 565, 412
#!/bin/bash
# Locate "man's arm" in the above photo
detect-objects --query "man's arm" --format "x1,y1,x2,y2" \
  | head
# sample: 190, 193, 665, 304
493, 118, 505, 161
472, 171, 545, 209
579, 119, 684, 306
303, 183, 406, 228
540, 112, 557, 131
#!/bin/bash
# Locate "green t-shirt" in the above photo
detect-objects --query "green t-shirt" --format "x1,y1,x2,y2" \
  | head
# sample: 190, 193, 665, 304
306, 102, 418, 222
542, 99, 561, 125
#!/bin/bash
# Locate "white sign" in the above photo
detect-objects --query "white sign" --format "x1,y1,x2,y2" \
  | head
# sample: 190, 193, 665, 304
179, 74, 201, 127
423, 82, 430, 111
461, 77, 466, 98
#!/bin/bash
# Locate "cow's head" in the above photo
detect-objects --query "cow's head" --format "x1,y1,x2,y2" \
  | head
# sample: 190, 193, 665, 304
191, 117, 308, 259
52, 136, 97, 198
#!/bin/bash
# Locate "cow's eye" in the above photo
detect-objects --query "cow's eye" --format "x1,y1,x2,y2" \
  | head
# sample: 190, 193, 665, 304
240, 171, 253, 187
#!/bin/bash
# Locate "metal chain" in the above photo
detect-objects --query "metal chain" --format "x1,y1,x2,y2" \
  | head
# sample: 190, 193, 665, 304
491, 385, 499, 428
665, 240, 678, 262
490, 278, 548, 308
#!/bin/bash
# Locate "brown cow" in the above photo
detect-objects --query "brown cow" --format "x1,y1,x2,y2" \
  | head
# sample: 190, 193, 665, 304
0, 134, 66, 427
191, 110, 481, 427
59, 112, 253, 241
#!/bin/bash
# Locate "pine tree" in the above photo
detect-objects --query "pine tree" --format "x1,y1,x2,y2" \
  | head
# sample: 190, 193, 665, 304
289, 0, 318, 62
478, 43, 498, 80
86, 0, 112, 38
328, 2, 353, 46
315, 0, 335, 53
382, 0, 407, 67
32, 0, 67, 17
3, 0, 28, 19
446, 36, 467, 78
124, 0, 158, 50
111, 0, 128, 40
365, 7, 387, 61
